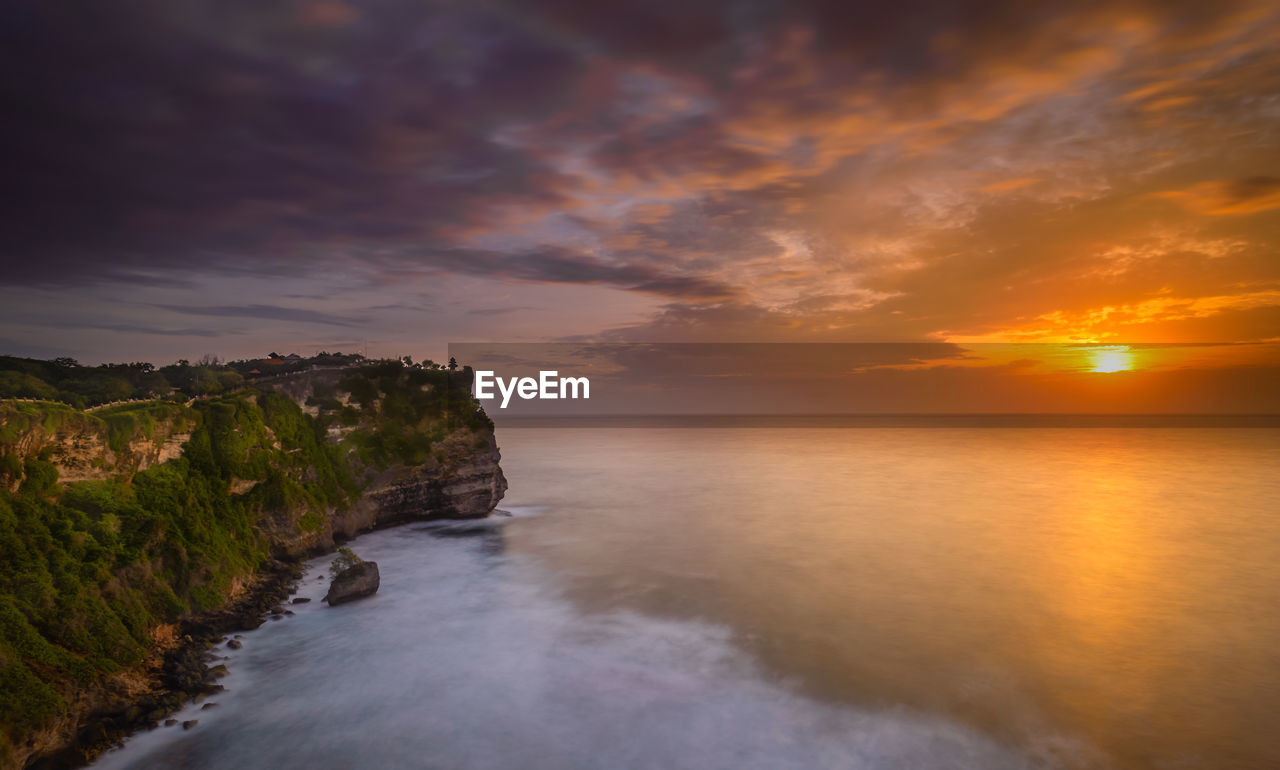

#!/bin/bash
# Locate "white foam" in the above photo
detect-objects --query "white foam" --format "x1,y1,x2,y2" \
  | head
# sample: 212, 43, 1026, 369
91, 525, 1101, 770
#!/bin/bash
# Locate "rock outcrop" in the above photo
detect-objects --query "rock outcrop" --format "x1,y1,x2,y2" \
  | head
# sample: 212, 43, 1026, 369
324, 562, 381, 606
344, 430, 507, 529
249, 368, 508, 558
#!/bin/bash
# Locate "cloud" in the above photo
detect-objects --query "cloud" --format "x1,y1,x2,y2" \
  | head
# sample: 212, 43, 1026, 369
1, 0, 1278, 353
398, 245, 738, 300
19, 318, 230, 338
94, 324, 230, 338
0, 1, 581, 284
467, 306, 539, 316
1153, 177, 1280, 216
980, 178, 1041, 193
154, 304, 367, 327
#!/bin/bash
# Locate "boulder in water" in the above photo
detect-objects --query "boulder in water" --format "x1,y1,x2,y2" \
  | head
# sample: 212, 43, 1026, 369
324, 561, 380, 605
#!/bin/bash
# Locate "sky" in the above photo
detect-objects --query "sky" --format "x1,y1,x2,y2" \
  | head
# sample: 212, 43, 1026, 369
1, 0, 1278, 367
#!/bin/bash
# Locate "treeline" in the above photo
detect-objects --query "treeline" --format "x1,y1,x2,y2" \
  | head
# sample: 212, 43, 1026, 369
0, 352, 372, 408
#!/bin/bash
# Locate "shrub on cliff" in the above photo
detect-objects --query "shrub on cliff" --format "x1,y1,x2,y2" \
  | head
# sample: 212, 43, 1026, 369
329, 547, 363, 578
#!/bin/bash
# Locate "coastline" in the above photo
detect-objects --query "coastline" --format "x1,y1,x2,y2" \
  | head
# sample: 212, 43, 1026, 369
31, 503, 498, 770
28, 558, 301, 770
1, 364, 507, 769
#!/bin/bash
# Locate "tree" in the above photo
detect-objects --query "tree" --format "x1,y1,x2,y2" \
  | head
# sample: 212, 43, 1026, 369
447, 356, 457, 371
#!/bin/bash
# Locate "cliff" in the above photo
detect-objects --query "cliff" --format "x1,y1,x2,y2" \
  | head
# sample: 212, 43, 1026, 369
0, 402, 196, 492
245, 364, 506, 557
0, 362, 504, 768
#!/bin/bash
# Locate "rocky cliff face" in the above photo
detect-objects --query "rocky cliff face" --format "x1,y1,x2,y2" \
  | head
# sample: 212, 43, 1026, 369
342, 430, 507, 527
249, 425, 508, 559
0, 402, 196, 492
248, 367, 507, 557
0, 365, 505, 769
2, 368, 507, 558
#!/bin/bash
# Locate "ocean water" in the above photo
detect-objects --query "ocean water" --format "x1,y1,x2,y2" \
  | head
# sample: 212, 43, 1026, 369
92, 428, 1280, 770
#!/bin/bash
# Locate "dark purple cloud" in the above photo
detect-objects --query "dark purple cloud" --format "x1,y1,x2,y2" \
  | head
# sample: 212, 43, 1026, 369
154, 303, 367, 327
1, 0, 580, 282
1, 0, 1276, 349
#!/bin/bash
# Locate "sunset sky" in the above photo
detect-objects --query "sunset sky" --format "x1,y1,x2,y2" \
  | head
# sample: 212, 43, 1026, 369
1, 0, 1278, 366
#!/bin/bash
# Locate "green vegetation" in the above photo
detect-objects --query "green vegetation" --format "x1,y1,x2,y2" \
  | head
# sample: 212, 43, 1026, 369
0, 357, 493, 762
322, 362, 491, 470
98, 402, 194, 453
0, 393, 350, 758
0, 351, 371, 408
0, 357, 170, 409
328, 547, 364, 578
0, 395, 292, 757
0, 401, 84, 445
0, 401, 195, 482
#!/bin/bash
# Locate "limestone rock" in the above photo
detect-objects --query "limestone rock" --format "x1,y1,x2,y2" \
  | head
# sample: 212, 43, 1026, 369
324, 561, 380, 606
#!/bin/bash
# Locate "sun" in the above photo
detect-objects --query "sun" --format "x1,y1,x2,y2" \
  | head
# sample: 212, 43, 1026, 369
1089, 346, 1134, 373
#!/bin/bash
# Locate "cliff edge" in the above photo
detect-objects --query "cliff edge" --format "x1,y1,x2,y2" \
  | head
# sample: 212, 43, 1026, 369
0, 361, 504, 768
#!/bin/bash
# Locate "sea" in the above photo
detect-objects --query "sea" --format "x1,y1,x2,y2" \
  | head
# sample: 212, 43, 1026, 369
92, 424, 1280, 769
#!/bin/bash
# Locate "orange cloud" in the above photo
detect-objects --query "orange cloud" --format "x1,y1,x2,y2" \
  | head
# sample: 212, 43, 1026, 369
1141, 95, 1197, 111
950, 291, 1280, 343
1153, 177, 1280, 215
980, 177, 1041, 193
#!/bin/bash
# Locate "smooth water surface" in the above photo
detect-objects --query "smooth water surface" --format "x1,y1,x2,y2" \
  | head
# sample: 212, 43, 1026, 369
94, 428, 1280, 769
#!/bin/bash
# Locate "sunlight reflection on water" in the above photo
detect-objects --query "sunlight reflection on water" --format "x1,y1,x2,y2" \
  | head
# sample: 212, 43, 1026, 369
94, 428, 1280, 770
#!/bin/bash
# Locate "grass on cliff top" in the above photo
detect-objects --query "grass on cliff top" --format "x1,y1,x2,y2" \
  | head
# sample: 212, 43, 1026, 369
97, 402, 196, 453
0, 400, 195, 455
0, 401, 85, 445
